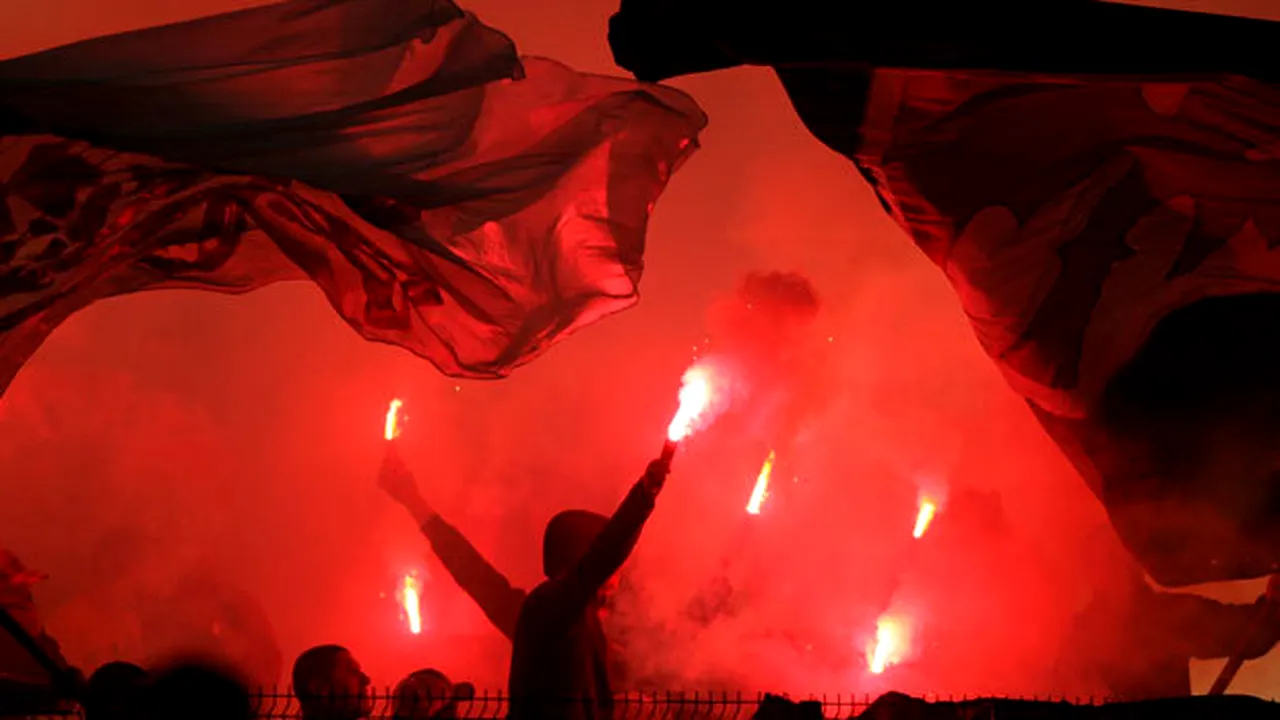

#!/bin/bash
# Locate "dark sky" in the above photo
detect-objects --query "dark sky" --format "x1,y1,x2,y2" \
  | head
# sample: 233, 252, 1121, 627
0, 0, 1277, 697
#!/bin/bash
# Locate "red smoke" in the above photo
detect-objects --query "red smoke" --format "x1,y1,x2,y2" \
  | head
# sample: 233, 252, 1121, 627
2, 0, 1274, 700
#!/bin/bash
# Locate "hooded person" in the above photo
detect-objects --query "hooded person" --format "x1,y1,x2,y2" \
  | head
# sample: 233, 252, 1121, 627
378, 447, 640, 689
507, 459, 670, 720
379, 449, 671, 720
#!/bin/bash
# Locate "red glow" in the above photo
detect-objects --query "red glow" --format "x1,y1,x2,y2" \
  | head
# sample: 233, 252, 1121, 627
0, 0, 1152, 696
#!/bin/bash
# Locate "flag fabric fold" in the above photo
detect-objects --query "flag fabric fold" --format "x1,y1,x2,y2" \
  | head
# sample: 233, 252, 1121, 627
0, 0, 706, 392
609, 0, 1280, 585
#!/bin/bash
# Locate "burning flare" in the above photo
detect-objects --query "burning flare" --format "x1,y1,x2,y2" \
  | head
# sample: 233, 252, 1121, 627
666, 364, 716, 443
400, 573, 423, 635
912, 498, 938, 539
385, 399, 404, 441
867, 613, 910, 674
746, 451, 776, 515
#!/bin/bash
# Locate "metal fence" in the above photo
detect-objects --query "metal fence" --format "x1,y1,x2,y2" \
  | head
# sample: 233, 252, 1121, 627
10, 690, 1125, 720
244, 690, 1118, 719
249, 690, 868, 719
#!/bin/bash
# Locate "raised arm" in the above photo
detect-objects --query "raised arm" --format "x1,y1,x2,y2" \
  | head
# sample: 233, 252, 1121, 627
379, 446, 525, 639
544, 460, 670, 620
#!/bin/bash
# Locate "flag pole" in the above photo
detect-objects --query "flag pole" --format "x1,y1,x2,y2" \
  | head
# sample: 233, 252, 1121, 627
1208, 574, 1280, 695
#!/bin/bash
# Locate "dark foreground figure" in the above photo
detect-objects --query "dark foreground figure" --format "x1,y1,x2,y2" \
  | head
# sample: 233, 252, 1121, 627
382, 447, 672, 720
609, 0, 1280, 589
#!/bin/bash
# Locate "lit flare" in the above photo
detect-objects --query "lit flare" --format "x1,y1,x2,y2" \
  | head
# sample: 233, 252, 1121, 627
912, 499, 937, 539
666, 364, 715, 443
867, 613, 909, 674
401, 573, 423, 635
746, 451, 775, 515
385, 399, 404, 441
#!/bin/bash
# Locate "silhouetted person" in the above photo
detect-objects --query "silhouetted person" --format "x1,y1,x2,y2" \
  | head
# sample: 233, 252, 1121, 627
507, 459, 670, 720
384, 451, 672, 719
379, 447, 648, 690
292, 645, 373, 720
83, 661, 146, 720
391, 668, 474, 719
1059, 534, 1280, 700
146, 661, 252, 720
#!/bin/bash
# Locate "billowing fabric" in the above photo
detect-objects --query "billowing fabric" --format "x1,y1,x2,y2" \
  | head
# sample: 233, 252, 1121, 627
0, 0, 705, 393
609, 0, 1280, 586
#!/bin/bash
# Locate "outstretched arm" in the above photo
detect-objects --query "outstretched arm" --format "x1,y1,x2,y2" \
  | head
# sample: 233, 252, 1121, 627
379, 446, 525, 639
544, 459, 670, 622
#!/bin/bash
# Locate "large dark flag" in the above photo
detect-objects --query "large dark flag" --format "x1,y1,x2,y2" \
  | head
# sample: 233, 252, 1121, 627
0, 0, 704, 392
610, 1, 1280, 586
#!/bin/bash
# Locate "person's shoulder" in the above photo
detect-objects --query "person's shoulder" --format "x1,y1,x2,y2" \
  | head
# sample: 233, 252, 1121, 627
524, 578, 559, 602
516, 579, 566, 617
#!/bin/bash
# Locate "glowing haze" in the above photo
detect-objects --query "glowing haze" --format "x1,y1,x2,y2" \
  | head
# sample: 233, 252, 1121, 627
2, 0, 1278, 700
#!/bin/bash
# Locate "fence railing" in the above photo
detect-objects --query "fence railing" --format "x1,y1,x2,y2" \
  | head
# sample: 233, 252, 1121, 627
11, 689, 1129, 720
251, 689, 867, 719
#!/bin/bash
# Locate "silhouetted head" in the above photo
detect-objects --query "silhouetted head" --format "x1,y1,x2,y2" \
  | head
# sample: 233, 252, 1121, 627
83, 661, 146, 720
292, 645, 372, 720
391, 668, 474, 719
147, 661, 252, 720
542, 510, 608, 579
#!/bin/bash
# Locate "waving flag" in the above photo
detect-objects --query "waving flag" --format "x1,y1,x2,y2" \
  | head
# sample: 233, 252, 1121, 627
610, 1, 1280, 585
0, 0, 705, 393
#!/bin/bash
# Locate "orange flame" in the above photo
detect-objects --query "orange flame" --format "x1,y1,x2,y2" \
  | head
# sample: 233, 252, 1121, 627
912, 499, 937, 539
385, 399, 404, 441
867, 613, 910, 674
666, 364, 715, 443
746, 451, 775, 515
401, 573, 422, 635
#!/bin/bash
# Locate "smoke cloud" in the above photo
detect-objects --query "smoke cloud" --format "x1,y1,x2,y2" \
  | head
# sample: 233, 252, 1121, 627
1, 0, 1278, 700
